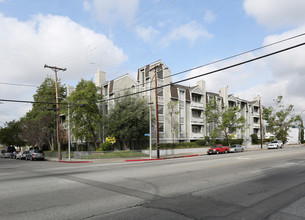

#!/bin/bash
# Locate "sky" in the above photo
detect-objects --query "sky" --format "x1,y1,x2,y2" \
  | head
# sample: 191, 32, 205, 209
1, 0, 305, 125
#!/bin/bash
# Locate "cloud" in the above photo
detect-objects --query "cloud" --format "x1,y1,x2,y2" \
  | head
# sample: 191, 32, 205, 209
244, 0, 305, 28
158, 21, 213, 47
88, 0, 139, 25
204, 10, 215, 24
135, 25, 159, 42
83, 0, 91, 11
0, 13, 127, 123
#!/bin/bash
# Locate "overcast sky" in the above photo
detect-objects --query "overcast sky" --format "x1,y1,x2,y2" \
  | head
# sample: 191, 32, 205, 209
1, 0, 305, 125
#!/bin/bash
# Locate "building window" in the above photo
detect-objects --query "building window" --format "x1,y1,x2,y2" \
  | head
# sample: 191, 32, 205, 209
157, 88, 163, 97
157, 65, 163, 79
131, 85, 135, 93
192, 109, 201, 118
141, 69, 145, 86
192, 125, 201, 133
158, 105, 164, 115
192, 94, 201, 103
104, 85, 108, 96
159, 123, 164, 132
179, 124, 184, 133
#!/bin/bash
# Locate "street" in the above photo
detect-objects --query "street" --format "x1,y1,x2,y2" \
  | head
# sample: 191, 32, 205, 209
1, 146, 305, 219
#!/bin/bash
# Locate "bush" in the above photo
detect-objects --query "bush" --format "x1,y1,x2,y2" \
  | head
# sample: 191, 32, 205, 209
97, 142, 112, 151
195, 140, 207, 146
251, 133, 259, 144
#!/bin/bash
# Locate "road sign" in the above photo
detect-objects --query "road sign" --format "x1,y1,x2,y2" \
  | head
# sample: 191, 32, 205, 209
145, 133, 150, 137
106, 137, 116, 143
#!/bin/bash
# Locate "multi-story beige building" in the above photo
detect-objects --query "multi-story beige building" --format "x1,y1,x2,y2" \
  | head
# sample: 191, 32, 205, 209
96, 60, 263, 144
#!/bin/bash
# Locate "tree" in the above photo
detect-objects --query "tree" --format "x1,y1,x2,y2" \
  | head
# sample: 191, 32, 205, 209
167, 100, 179, 143
220, 106, 246, 145
263, 96, 297, 143
105, 94, 149, 150
205, 99, 246, 145
0, 120, 25, 147
25, 77, 66, 150
20, 115, 53, 150
68, 79, 102, 150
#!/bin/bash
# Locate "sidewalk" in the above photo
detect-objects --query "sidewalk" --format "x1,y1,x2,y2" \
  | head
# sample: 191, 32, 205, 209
45, 153, 201, 163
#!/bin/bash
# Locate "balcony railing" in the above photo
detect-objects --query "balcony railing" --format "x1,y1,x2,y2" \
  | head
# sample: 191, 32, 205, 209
191, 117, 204, 124
191, 102, 204, 109
191, 133, 204, 139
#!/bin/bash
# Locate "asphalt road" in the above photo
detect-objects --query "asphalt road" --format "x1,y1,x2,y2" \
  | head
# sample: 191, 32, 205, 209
1, 146, 305, 219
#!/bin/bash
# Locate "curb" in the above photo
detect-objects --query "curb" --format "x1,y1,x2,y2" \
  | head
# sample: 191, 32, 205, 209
125, 154, 200, 162
58, 160, 93, 163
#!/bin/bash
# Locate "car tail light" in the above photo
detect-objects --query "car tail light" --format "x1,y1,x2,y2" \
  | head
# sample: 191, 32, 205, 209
32, 154, 35, 156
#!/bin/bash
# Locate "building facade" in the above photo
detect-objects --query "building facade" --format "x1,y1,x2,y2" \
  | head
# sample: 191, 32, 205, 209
96, 60, 264, 144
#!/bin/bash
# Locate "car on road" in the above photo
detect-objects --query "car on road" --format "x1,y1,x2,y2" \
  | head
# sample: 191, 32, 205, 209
25, 149, 45, 161
0, 146, 16, 158
16, 151, 29, 160
268, 140, 283, 149
229, 144, 244, 153
207, 144, 230, 154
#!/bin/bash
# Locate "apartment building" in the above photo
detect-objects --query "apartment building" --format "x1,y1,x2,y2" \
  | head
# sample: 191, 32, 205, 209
96, 60, 263, 144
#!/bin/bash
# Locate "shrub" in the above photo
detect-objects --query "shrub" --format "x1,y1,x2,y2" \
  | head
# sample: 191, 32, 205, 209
195, 140, 207, 146
251, 133, 259, 144
97, 142, 112, 152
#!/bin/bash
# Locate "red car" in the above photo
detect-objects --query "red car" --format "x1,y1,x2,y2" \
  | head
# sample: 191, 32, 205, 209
207, 144, 229, 154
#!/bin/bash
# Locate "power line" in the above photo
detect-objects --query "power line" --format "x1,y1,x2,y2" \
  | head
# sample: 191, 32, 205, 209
1, 38, 305, 106
97, 32, 305, 99
0, 82, 39, 87
99, 41, 305, 103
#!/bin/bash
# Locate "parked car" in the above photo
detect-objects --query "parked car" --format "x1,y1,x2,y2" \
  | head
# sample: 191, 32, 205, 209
268, 140, 283, 149
207, 144, 230, 154
25, 149, 45, 161
229, 144, 244, 153
0, 146, 16, 158
16, 151, 29, 160
12, 151, 18, 159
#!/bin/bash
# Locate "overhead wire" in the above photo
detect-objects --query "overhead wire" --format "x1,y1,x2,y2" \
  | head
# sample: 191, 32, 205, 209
92, 32, 305, 100
1, 34, 305, 106
98, 41, 305, 103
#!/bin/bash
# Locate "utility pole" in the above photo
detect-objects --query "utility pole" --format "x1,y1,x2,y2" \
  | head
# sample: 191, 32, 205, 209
259, 98, 263, 149
44, 64, 66, 161
154, 66, 160, 159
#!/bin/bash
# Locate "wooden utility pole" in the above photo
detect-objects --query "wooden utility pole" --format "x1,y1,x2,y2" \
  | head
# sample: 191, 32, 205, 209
44, 65, 66, 161
259, 98, 263, 149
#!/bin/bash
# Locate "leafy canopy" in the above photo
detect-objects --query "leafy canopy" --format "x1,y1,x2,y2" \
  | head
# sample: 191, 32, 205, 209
263, 96, 297, 143
68, 79, 102, 149
105, 94, 149, 150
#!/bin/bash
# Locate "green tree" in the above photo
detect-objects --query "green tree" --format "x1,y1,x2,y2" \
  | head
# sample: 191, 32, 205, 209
68, 79, 102, 150
167, 100, 179, 143
205, 99, 246, 145
263, 96, 297, 143
0, 120, 25, 147
25, 77, 66, 150
105, 94, 149, 150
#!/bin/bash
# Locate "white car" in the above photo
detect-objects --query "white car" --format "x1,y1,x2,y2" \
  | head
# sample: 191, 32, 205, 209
268, 140, 283, 149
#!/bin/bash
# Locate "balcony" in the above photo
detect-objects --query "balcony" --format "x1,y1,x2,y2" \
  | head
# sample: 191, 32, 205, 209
191, 102, 204, 109
253, 112, 260, 118
191, 133, 204, 139
253, 123, 260, 129
191, 117, 204, 124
